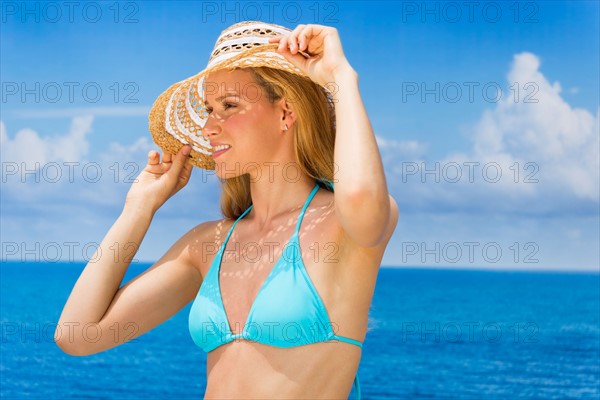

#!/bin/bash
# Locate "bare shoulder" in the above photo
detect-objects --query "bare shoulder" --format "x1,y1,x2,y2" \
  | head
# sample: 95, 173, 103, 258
182, 217, 235, 279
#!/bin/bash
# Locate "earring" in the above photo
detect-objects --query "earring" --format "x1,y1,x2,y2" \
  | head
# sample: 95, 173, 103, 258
284, 123, 289, 131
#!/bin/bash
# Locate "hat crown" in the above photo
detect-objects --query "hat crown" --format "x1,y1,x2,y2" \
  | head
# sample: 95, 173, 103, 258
207, 21, 292, 68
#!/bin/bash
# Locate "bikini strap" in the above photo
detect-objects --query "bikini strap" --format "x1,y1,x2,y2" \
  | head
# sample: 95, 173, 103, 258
332, 335, 363, 348
221, 204, 253, 251
294, 183, 320, 236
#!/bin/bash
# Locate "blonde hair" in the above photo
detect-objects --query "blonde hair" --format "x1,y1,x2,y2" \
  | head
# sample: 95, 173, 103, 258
219, 67, 336, 219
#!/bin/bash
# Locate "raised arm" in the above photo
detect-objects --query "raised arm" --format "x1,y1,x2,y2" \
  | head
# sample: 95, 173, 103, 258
54, 145, 200, 356
329, 67, 398, 248
269, 25, 399, 248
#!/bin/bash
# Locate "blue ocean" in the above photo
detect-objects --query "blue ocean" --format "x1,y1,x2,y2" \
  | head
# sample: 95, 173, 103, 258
1, 262, 598, 399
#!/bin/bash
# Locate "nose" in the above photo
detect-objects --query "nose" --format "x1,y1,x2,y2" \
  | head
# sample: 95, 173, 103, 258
201, 112, 222, 141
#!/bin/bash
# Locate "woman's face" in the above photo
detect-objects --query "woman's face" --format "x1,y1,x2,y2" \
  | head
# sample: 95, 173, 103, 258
201, 68, 288, 180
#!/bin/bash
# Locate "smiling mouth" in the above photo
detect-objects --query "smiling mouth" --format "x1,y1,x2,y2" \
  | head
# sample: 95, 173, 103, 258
211, 147, 231, 158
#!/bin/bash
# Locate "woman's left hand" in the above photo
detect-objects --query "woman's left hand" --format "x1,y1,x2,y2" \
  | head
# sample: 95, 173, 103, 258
268, 24, 355, 87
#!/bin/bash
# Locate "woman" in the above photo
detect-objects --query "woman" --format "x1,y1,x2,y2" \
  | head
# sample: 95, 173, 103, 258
55, 21, 399, 399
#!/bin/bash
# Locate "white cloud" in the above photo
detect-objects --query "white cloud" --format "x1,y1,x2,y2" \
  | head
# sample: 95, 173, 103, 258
383, 52, 599, 214
467, 52, 599, 201
0, 117, 156, 207
376, 135, 428, 158
104, 137, 155, 161
1, 115, 93, 167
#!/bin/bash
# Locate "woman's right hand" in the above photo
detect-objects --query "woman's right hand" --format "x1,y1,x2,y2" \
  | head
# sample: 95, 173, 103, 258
124, 145, 194, 213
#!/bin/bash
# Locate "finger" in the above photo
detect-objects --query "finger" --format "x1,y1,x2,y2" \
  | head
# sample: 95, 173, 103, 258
298, 25, 315, 52
268, 36, 282, 44
298, 32, 306, 52
174, 158, 194, 192
148, 150, 160, 165
278, 35, 288, 52
163, 151, 172, 164
166, 144, 191, 178
288, 24, 306, 54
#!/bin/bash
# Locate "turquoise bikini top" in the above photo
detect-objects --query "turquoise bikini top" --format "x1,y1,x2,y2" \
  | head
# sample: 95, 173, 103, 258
188, 182, 363, 398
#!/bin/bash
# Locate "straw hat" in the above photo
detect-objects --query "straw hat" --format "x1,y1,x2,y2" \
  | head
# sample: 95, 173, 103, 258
148, 21, 335, 170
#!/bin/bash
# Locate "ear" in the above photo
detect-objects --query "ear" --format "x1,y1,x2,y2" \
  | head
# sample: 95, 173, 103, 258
278, 98, 297, 131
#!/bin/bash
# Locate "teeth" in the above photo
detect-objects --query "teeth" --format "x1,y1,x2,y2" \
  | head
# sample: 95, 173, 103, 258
213, 144, 231, 152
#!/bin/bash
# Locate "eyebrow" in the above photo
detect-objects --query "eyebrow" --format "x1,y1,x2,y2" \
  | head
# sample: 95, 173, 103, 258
204, 92, 239, 106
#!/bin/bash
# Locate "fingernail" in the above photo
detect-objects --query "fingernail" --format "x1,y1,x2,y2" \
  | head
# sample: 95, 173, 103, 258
182, 145, 191, 155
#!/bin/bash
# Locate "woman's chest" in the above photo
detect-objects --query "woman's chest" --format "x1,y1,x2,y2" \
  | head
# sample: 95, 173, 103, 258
217, 205, 344, 335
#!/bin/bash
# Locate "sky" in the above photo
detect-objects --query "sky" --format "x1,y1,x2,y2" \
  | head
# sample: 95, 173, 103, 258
1, 0, 599, 271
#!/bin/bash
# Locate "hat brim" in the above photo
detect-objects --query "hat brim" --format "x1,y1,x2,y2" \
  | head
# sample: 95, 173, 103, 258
148, 43, 314, 170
